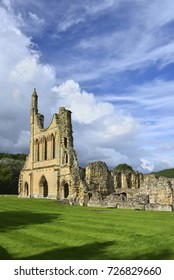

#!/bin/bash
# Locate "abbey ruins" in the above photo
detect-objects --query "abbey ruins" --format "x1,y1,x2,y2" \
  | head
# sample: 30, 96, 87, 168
18, 89, 174, 211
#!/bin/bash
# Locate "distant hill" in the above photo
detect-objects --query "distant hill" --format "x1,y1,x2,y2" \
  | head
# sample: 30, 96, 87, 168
151, 168, 174, 178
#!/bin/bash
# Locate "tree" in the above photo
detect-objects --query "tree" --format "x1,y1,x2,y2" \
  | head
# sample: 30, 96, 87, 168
113, 163, 133, 173
0, 156, 25, 194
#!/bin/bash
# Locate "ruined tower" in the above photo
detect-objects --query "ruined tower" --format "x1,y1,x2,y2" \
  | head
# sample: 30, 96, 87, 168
18, 89, 84, 201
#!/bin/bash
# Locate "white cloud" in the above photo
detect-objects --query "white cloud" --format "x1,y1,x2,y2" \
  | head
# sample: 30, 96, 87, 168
56, 0, 119, 32
84, 0, 118, 15
140, 159, 154, 172
52, 80, 114, 124
74, 1, 174, 82
52, 80, 142, 168
0, 5, 56, 152
103, 79, 174, 114
28, 12, 45, 25
10, 56, 55, 85
1, 0, 12, 11
140, 157, 174, 173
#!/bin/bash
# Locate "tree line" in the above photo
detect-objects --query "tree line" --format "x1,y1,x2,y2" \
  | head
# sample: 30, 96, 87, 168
0, 153, 26, 194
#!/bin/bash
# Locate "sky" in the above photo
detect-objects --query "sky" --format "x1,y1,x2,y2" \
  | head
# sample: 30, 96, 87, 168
0, 0, 174, 173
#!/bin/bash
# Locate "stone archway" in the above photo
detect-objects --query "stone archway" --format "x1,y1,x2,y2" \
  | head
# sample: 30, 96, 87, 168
64, 183, 69, 198
120, 192, 127, 201
88, 192, 92, 201
39, 176, 48, 197
24, 182, 29, 196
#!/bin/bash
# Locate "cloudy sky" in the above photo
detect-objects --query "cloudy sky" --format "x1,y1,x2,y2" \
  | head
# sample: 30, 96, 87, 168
1, 0, 174, 172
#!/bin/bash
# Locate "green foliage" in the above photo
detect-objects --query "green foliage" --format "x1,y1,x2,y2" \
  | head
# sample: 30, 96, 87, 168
0, 154, 25, 194
151, 168, 174, 178
114, 163, 134, 173
0, 153, 26, 161
0, 196, 174, 260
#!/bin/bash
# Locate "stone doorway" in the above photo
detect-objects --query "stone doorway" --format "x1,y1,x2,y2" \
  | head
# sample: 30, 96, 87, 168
39, 176, 48, 197
24, 182, 29, 196
64, 183, 69, 198
120, 192, 127, 201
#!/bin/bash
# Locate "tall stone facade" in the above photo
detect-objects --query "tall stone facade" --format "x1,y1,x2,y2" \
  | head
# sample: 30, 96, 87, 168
18, 89, 85, 203
19, 89, 174, 211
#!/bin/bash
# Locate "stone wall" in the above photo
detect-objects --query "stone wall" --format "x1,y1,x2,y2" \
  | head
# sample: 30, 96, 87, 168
83, 161, 174, 211
19, 90, 174, 211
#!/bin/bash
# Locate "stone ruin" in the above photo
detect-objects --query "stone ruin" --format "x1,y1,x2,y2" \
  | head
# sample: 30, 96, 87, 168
18, 89, 174, 211
82, 161, 174, 211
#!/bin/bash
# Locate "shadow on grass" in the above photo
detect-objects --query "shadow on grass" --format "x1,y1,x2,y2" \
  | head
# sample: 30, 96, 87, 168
22, 241, 116, 260
1, 241, 173, 260
132, 249, 174, 260
0, 246, 13, 260
0, 211, 59, 232
21, 242, 174, 260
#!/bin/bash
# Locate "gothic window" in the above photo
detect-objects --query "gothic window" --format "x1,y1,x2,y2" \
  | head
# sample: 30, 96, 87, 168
38, 143, 40, 161
62, 152, 68, 164
44, 138, 47, 160
64, 183, 69, 198
39, 176, 48, 197
64, 137, 67, 148
36, 140, 40, 161
52, 135, 55, 159
24, 182, 29, 196
65, 153, 68, 164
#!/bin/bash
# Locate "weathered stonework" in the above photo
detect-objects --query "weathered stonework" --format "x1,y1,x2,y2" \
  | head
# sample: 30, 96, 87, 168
18, 89, 84, 203
84, 162, 174, 211
19, 90, 174, 211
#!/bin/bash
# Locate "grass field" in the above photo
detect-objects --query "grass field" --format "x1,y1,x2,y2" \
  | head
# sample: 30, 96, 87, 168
0, 196, 174, 260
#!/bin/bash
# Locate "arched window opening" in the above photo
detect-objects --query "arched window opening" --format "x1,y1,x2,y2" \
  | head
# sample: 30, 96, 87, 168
65, 153, 68, 164
39, 176, 48, 197
43, 180, 48, 197
44, 138, 47, 160
52, 135, 55, 158
120, 192, 127, 201
64, 183, 69, 198
88, 193, 92, 201
62, 152, 68, 165
35, 140, 39, 161
24, 182, 29, 196
64, 137, 67, 148
37, 142, 40, 161
138, 174, 141, 189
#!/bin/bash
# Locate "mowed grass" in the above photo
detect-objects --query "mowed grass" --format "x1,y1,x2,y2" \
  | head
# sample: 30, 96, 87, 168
0, 196, 174, 260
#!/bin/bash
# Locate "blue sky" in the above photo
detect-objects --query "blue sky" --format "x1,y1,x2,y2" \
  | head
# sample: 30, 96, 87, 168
0, 0, 174, 172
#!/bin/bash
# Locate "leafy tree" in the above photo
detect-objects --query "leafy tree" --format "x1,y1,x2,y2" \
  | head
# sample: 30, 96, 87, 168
0, 155, 25, 194
113, 163, 134, 173
0, 153, 26, 160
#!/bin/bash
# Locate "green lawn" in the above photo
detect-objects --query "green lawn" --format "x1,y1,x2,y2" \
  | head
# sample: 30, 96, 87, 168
0, 196, 174, 260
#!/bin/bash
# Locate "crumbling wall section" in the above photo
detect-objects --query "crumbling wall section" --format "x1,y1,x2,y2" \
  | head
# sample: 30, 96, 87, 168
140, 175, 174, 211
85, 161, 113, 195
83, 161, 174, 211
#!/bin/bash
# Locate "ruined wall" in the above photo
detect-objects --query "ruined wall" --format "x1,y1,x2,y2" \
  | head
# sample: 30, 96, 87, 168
141, 175, 174, 211
85, 161, 113, 195
84, 161, 174, 211
19, 90, 174, 211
